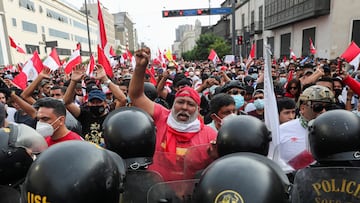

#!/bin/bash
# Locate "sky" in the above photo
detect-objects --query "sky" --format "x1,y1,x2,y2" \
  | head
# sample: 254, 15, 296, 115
65, 0, 225, 52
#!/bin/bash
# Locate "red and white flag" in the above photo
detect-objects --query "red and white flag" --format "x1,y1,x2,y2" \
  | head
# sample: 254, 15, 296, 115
341, 41, 360, 71
109, 46, 116, 57
13, 51, 44, 89
9, 36, 26, 54
43, 48, 61, 71
97, 45, 113, 78
245, 43, 256, 67
208, 49, 220, 65
64, 46, 82, 74
309, 37, 316, 55
290, 49, 297, 60
86, 54, 95, 77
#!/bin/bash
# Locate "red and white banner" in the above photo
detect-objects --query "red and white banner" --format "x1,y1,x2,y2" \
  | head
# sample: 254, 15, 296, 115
97, 45, 113, 78
86, 54, 95, 77
309, 37, 316, 55
208, 49, 220, 65
341, 41, 360, 71
13, 51, 44, 89
43, 48, 61, 71
290, 48, 297, 60
64, 46, 81, 74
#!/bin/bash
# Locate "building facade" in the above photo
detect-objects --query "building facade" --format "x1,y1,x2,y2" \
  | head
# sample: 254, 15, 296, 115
0, 0, 103, 65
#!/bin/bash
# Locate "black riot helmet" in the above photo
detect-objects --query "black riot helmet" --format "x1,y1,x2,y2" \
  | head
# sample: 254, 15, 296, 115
309, 109, 360, 162
144, 82, 158, 101
193, 153, 290, 203
216, 115, 271, 157
23, 141, 126, 203
103, 107, 156, 170
0, 124, 47, 186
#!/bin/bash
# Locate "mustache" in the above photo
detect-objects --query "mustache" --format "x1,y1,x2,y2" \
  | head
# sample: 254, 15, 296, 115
175, 111, 191, 117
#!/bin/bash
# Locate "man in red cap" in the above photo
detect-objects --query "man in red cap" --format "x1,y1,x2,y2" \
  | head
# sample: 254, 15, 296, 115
129, 48, 217, 181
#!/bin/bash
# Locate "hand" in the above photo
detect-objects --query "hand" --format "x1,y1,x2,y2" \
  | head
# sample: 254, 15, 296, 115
39, 66, 51, 79
94, 64, 108, 82
134, 47, 151, 69
337, 67, 348, 80
71, 64, 86, 82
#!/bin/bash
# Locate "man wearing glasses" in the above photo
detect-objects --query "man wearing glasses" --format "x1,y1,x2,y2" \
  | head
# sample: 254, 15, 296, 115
278, 85, 335, 171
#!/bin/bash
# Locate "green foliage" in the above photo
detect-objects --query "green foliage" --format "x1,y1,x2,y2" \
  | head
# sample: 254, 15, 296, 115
181, 33, 231, 61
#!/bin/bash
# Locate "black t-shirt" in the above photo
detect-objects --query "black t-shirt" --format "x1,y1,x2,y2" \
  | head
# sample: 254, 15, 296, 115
77, 106, 107, 146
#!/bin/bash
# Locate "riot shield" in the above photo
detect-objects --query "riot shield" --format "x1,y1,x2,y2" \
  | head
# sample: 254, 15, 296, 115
148, 144, 215, 181
120, 170, 163, 203
147, 179, 198, 203
292, 167, 360, 203
0, 185, 20, 203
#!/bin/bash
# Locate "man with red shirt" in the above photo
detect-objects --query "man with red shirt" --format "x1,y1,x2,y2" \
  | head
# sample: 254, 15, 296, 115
129, 48, 217, 180
34, 98, 83, 146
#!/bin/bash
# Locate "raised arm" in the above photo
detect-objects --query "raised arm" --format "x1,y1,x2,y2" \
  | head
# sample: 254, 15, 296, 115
63, 65, 85, 117
94, 64, 126, 108
10, 91, 37, 119
20, 67, 51, 104
156, 70, 169, 99
128, 47, 155, 117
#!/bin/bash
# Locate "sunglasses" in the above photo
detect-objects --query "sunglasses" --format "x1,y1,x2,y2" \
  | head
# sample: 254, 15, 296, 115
227, 89, 245, 96
290, 87, 298, 90
311, 102, 334, 112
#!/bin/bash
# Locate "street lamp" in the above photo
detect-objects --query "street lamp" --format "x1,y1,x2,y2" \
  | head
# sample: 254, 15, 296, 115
84, 0, 92, 54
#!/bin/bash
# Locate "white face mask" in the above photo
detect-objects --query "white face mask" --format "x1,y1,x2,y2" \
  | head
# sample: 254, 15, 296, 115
36, 122, 54, 137
35, 117, 61, 137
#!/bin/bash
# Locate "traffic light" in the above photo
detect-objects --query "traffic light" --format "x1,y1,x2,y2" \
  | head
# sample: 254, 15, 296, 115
237, 36, 243, 45
197, 8, 210, 15
162, 10, 184, 17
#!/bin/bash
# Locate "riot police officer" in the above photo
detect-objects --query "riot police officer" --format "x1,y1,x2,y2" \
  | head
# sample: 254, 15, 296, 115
292, 109, 360, 203
103, 107, 162, 203
22, 141, 126, 203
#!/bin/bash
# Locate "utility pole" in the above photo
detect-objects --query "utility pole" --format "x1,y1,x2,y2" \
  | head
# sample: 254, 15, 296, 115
85, 0, 92, 54
231, 0, 236, 56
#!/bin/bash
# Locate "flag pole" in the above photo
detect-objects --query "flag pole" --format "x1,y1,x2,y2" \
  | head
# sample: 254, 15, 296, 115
84, 0, 92, 55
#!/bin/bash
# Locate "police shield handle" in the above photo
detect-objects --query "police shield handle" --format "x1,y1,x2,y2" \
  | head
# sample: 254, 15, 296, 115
287, 150, 315, 170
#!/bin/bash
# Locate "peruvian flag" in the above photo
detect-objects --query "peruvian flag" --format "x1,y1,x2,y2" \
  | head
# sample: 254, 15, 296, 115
208, 49, 220, 65
309, 37, 316, 55
97, 45, 113, 78
13, 51, 44, 89
109, 46, 116, 57
145, 66, 157, 86
9, 36, 26, 54
98, 0, 107, 50
341, 41, 360, 71
246, 43, 256, 67
290, 49, 297, 60
86, 54, 95, 77
64, 46, 82, 74
43, 48, 61, 71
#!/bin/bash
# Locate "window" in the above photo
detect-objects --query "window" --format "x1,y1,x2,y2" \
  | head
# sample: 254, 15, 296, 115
280, 33, 291, 59
352, 20, 360, 47
49, 28, 69, 39
46, 9, 68, 23
25, 44, 40, 54
19, 0, 35, 12
22, 21, 37, 33
12, 18, 16, 27
302, 27, 316, 56
75, 35, 88, 44
73, 20, 87, 31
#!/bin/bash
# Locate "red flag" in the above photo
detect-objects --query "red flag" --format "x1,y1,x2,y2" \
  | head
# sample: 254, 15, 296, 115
208, 49, 220, 65
290, 49, 297, 60
127, 49, 133, 62
13, 51, 44, 89
64, 46, 82, 74
9, 36, 26, 54
109, 46, 116, 57
246, 44, 256, 67
97, 0, 107, 49
43, 48, 61, 71
97, 45, 113, 78
86, 54, 95, 77
309, 37, 316, 55
145, 66, 157, 86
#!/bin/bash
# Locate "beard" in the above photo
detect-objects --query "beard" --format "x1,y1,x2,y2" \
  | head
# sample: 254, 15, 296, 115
171, 107, 198, 124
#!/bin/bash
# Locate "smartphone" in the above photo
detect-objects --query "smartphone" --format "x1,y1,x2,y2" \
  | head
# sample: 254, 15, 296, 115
337, 58, 343, 74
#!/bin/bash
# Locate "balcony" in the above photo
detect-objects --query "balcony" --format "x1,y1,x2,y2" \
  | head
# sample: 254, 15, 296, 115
264, 0, 330, 30
249, 21, 263, 36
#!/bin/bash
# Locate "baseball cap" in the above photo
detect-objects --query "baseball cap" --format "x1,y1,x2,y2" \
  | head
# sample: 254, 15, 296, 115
88, 89, 106, 101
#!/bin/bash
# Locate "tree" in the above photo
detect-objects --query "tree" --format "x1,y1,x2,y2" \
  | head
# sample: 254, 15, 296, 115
181, 33, 231, 61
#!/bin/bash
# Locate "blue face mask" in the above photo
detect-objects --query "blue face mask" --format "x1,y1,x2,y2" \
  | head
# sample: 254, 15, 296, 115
254, 99, 265, 110
232, 95, 245, 109
279, 77, 287, 86
251, 73, 258, 80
